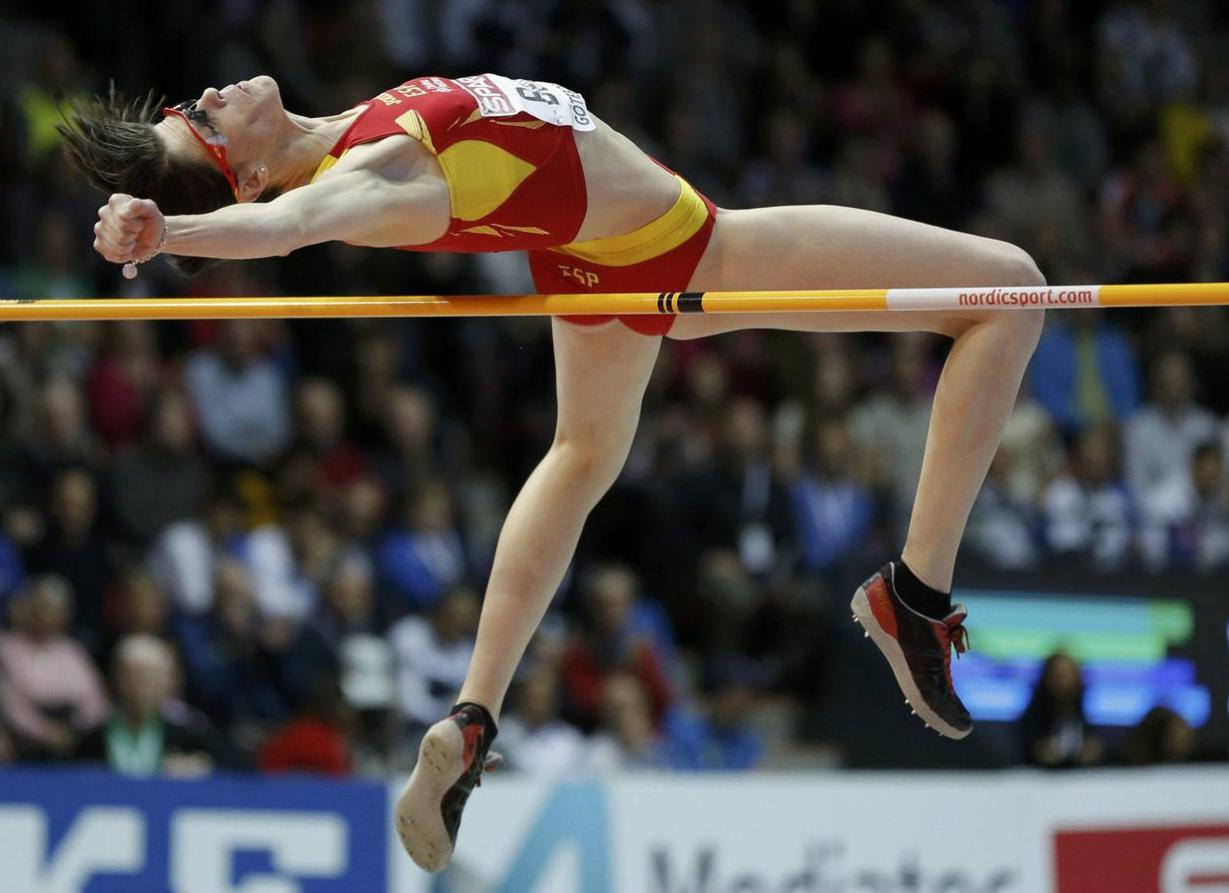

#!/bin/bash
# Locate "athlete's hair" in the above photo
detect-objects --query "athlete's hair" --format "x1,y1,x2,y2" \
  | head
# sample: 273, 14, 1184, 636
56, 85, 232, 276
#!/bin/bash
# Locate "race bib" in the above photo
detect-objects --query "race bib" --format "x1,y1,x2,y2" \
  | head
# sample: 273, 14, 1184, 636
456, 73, 596, 132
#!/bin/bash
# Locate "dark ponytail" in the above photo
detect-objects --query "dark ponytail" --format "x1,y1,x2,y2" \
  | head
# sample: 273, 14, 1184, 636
57, 84, 233, 276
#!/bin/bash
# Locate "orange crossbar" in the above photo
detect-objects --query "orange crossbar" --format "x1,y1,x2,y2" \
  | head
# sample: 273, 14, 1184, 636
1, 283, 1226, 321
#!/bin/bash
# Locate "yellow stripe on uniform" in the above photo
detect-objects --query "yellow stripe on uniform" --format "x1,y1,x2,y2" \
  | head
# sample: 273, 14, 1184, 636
556, 176, 709, 267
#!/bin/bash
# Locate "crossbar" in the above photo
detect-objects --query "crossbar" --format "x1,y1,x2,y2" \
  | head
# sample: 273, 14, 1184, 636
1, 283, 1226, 322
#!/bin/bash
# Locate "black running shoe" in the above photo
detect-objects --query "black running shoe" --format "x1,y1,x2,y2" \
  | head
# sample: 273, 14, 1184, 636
396, 704, 500, 872
850, 562, 973, 739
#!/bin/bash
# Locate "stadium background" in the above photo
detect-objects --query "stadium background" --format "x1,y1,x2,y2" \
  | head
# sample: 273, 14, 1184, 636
1, 1, 1228, 890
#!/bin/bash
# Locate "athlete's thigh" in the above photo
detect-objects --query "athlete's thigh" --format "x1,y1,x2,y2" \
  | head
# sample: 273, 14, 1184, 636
678, 205, 1039, 336
550, 319, 661, 453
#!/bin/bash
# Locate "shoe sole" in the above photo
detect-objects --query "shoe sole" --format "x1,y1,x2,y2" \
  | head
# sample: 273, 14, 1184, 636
851, 584, 971, 740
395, 718, 466, 873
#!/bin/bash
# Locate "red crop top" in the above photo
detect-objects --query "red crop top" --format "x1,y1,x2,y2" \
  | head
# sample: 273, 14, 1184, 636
312, 74, 592, 253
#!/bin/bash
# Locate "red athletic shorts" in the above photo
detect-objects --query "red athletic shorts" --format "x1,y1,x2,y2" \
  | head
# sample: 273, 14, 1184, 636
527, 176, 718, 336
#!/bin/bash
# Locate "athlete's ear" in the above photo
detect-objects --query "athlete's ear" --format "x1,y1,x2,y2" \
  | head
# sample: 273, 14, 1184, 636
236, 163, 269, 203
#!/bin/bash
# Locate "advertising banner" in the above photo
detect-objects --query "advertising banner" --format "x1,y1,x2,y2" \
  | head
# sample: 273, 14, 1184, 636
3, 767, 1229, 893
0, 770, 387, 893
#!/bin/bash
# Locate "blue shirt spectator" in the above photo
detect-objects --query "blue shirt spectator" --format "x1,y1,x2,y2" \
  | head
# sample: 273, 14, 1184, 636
377, 482, 467, 612
664, 657, 765, 771
1029, 316, 1141, 435
791, 419, 876, 572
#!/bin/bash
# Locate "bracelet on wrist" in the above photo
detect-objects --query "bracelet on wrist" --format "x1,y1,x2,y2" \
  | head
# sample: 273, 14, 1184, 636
121, 221, 168, 280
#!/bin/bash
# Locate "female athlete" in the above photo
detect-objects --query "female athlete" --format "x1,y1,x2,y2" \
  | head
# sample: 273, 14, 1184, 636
73, 72, 1045, 872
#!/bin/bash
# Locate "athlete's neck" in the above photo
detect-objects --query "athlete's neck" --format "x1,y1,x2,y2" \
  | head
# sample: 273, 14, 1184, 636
272, 106, 366, 191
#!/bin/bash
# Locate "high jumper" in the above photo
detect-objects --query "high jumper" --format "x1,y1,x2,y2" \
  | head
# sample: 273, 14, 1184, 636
70, 71, 1046, 872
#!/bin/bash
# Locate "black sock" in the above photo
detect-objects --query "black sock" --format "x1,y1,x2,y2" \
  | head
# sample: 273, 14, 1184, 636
451, 701, 499, 743
891, 560, 952, 619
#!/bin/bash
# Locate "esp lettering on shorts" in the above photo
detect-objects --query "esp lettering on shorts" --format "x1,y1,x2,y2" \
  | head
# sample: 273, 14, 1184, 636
558, 264, 600, 288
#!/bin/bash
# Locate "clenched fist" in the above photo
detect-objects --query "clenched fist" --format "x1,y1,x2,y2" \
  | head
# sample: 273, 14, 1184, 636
93, 194, 165, 265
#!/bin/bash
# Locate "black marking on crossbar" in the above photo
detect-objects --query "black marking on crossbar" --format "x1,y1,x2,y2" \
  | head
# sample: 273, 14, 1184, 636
678, 292, 705, 313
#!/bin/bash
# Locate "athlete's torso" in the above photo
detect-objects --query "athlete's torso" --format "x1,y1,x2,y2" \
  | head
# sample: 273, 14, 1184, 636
312, 74, 679, 252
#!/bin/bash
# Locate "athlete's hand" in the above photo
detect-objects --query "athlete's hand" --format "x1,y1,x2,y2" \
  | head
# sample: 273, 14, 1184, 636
93, 194, 165, 265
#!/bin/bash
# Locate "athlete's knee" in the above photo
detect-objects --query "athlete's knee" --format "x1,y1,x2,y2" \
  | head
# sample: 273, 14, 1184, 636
997, 246, 1046, 340
547, 434, 627, 496
987, 240, 1043, 286
941, 244, 1046, 340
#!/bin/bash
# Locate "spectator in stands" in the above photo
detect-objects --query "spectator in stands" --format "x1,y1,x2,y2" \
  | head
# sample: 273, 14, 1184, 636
377, 482, 468, 613
243, 499, 339, 622
369, 385, 441, 498
338, 475, 387, 558
147, 485, 246, 615
104, 568, 171, 662
671, 396, 795, 579
279, 377, 368, 505
259, 672, 352, 777
390, 585, 480, 735
1041, 423, 1136, 570
0, 575, 108, 759
499, 666, 590, 778
737, 106, 826, 209
997, 371, 1067, 502
1029, 75, 1111, 194
174, 559, 294, 732
893, 109, 973, 231
77, 635, 228, 777
1125, 350, 1217, 497
964, 444, 1041, 570
561, 565, 672, 732
1029, 312, 1141, 435
984, 116, 1088, 257
108, 390, 212, 548
1120, 705, 1196, 765
285, 552, 394, 761
86, 321, 164, 450
849, 333, 936, 540
1101, 139, 1195, 282
1139, 440, 1229, 571
1097, 1, 1198, 118
184, 320, 291, 466
664, 656, 764, 771
24, 467, 110, 646
14, 377, 97, 504
587, 673, 667, 772
1020, 651, 1103, 769
791, 417, 876, 575
349, 331, 406, 443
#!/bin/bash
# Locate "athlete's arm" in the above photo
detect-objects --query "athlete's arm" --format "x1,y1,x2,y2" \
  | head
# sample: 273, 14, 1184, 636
93, 170, 445, 265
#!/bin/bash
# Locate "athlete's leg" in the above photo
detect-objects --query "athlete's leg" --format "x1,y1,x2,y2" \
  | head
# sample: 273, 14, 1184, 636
455, 319, 662, 721
675, 204, 1046, 592
398, 319, 659, 871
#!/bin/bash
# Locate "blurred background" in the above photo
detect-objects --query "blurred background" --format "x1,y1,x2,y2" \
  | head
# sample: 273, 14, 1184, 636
1, 1, 1229, 890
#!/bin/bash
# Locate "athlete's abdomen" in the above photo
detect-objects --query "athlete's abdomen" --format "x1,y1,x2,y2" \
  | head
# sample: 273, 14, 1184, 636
569, 117, 684, 244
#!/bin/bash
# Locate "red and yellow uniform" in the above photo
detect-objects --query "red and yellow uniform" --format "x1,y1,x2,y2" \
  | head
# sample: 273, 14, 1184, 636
313, 74, 716, 335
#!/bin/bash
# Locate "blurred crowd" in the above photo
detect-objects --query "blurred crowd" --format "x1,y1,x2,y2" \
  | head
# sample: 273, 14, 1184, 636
1, 0, 1228, 776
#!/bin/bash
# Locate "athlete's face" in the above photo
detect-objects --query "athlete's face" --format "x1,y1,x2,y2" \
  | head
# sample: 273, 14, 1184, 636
155, 75, 285, 198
